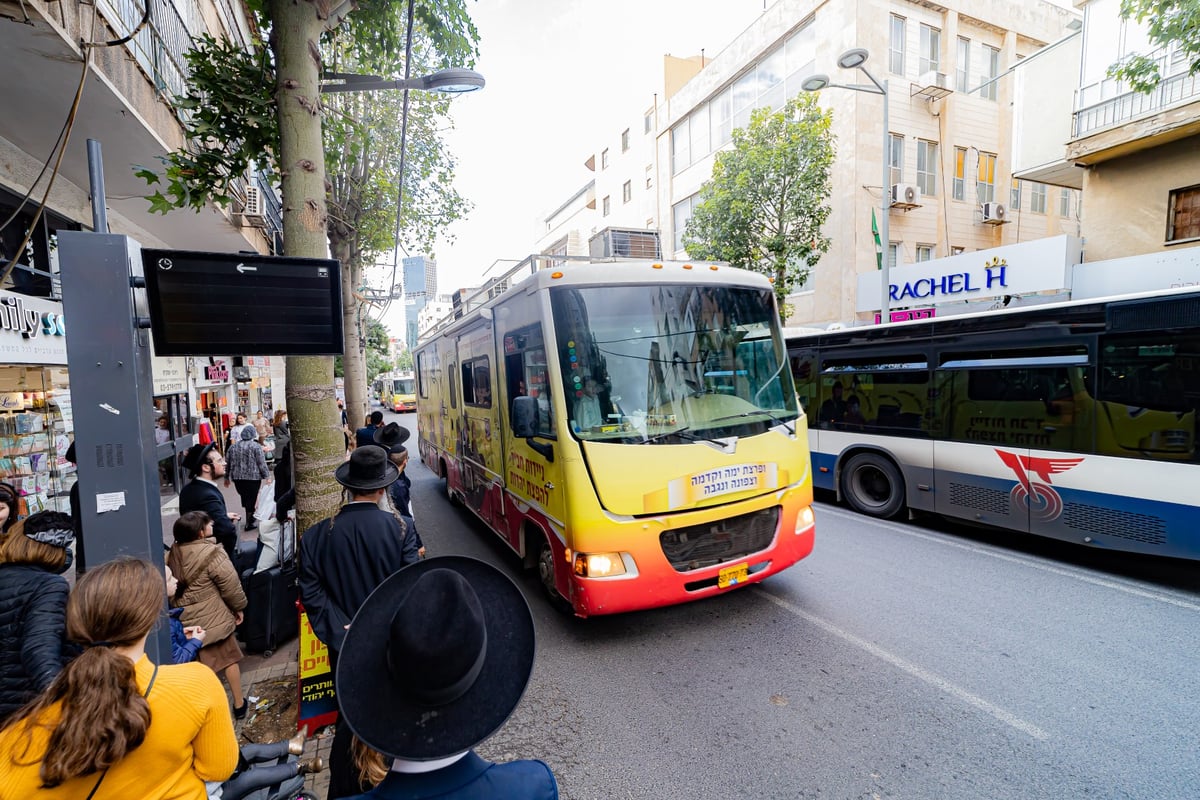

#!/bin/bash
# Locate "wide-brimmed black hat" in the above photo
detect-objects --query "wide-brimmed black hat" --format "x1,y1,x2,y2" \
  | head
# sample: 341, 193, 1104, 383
334, 444, 399, 491
373, 422, 411, 453
182, 442, 216, 475
336, 556, 535, 761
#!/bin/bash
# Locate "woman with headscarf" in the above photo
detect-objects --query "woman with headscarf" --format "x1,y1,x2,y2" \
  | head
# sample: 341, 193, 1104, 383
0, 557, 237, 798
0, 511, 74, 720
225, 426, 271, 533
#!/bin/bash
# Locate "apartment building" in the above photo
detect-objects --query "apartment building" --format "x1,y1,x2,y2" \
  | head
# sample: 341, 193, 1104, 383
536, 0, 1080, 325
1014, 0, 1200, 293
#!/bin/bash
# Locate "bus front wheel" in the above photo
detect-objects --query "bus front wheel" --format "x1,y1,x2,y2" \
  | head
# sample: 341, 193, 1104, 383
840, 453, 905, 519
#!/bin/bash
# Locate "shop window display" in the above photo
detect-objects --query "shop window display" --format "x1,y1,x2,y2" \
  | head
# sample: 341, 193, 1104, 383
0, 367, 74, 519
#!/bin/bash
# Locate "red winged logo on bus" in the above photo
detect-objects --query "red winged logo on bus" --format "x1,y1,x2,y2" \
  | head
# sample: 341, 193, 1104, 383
996, 450, 1084, 521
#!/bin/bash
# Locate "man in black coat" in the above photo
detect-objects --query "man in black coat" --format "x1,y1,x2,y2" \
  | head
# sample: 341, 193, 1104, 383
298, 445, 419, 799
354, 410, 385, 449
178, 442, 240, 556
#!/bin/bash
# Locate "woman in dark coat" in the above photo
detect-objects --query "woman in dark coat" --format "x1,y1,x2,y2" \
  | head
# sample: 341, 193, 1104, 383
0, 511, 74, 720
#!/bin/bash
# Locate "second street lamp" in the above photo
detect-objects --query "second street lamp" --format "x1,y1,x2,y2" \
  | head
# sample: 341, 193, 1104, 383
804, 47, 892, 321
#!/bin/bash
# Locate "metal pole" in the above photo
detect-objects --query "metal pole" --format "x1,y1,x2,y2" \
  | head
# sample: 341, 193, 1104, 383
879, 80, 890, 321
86, 139, 108, 234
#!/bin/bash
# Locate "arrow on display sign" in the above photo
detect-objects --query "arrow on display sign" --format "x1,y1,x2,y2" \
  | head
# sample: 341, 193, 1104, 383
236, 263, 258, 274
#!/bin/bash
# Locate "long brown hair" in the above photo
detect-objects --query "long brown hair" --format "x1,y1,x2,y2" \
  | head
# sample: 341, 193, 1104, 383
6, 557, 163, 787
351, 735, 389, 788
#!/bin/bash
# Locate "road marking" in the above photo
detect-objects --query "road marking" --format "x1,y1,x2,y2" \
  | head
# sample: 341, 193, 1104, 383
818, 506, 1200, 613
756, 587, 1051, 741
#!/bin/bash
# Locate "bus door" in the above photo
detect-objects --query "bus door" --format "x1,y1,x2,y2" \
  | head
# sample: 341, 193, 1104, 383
498, 298, 566, 554
934, 355, 1088, 535
454, 323, 504, 527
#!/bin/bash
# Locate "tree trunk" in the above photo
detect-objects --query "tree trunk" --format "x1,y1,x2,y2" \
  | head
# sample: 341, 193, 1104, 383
270, 0, 344, 532
336, 237, 368, 426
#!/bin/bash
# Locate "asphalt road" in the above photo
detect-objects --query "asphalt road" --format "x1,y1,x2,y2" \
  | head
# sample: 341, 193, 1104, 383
384, 409, 1200, 800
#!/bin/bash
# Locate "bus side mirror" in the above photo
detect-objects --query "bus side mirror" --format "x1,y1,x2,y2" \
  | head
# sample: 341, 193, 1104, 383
512, 395, 537, 437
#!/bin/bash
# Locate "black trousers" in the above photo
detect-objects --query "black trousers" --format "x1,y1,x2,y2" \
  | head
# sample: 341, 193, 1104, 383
326, 648, 373, 799
232, 478, 261, 523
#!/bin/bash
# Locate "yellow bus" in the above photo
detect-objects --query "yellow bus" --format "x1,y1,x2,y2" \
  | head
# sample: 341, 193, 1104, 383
378, 371, 417, 413
415, 258, 815, 616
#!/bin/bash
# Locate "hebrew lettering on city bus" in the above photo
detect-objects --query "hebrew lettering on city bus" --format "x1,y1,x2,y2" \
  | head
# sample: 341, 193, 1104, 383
550, 284, 798, 442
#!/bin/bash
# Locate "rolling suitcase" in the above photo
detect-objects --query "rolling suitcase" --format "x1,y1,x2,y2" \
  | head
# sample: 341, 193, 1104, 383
238, 518, 298, 656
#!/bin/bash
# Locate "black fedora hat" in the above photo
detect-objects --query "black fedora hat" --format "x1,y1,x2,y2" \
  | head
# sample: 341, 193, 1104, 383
336, 556, 535, 761
181, 442, 216, 475
373, 421, 411, 452
334, 444, 399, 492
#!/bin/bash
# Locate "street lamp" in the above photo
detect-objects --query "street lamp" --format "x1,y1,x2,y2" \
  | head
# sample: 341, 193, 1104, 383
320, 67, 486, 94
804, 47, 892, 321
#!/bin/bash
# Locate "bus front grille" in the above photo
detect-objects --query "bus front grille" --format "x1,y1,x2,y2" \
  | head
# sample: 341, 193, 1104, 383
1061, 504, 1167, 546
659, 506, 780, 572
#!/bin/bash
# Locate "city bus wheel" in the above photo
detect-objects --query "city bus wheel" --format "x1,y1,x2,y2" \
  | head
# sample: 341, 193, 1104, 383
534, 533, 571, 612
440, 460, 459, 505
840, 452, 905, 519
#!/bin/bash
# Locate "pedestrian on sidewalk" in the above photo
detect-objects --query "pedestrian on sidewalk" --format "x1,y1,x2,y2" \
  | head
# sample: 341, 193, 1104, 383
375, 423, 425, 559
298, 446, 419, 799
0, 557, 238, 799
179, 443, 241, 557
167, 510, 249, 719
355, 411, 385, 449
165, 564, 206, 665
226, 427, 271, 533
336, 556, 558, 799
0, 511, 75, 719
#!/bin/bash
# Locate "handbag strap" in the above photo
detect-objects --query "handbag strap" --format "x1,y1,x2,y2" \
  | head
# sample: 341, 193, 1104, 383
85, 662, 158, 800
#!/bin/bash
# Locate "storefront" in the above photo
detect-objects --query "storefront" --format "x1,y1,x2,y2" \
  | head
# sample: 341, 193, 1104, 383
0, 290, 73, 521
193, 357, 236, 453
151, 356, 194, 498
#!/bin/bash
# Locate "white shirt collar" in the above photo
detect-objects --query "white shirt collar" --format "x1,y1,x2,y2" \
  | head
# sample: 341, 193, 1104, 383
390, 751, 469, 773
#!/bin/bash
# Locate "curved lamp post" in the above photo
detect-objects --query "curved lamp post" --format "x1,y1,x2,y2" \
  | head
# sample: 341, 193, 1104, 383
804, 48, 891, 321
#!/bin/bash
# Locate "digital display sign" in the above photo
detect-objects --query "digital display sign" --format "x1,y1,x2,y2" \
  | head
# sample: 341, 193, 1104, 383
140, 249, 343, 356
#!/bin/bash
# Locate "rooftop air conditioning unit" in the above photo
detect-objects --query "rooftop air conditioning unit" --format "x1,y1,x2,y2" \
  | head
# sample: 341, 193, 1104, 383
981, 202, 1008, 224
241, 186, 267, 227
890, 183, 921, 209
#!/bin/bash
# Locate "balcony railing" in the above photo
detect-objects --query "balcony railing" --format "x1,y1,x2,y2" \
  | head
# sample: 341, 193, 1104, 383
96, 0, 204, 103
1073, 49, 1200, 138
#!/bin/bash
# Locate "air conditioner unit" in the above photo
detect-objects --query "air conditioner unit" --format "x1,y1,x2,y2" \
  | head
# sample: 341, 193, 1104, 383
911, 71, 954, 100
890, 183, 921, 209
919, 71, 948, 89
241, 185, 267, 227
981, 202, 1008, 224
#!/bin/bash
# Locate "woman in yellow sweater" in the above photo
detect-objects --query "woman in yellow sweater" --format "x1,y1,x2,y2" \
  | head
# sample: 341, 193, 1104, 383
0, 557, 238, 799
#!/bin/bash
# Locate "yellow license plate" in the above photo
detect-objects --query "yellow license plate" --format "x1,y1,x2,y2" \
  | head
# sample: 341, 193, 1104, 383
718, 562, 749, 589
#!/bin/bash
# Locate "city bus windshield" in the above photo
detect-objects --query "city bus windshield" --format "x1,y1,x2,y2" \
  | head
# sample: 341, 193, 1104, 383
392, 378, 416, 395
550, 283, 797, 443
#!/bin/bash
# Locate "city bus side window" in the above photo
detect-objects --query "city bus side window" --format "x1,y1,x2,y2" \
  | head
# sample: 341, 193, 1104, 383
790, 352, 817, 416
1097, 333, 1199, 462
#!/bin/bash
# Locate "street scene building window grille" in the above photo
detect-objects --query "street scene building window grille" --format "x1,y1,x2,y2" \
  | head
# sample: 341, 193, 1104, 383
917, 140, 938, 196
889, 15, 906, 75
916, 244, 934, 262
589, 229, 662, 259
1167, 186, 1200, 242
919, 24, 940, 75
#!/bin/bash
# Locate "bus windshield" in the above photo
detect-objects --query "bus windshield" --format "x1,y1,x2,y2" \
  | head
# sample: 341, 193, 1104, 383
392, 378, 416, 395
550, 283, 797, 443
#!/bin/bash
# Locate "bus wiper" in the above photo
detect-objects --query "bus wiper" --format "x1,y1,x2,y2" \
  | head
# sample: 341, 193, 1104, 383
708, 409, 796, 435
643, 427, 731, 446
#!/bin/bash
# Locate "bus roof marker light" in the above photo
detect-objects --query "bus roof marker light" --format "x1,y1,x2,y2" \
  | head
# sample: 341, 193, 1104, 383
551, 271, 564, 279
710, 265, 719, 271
683, 264, 693, 270
652, 263, 664, 269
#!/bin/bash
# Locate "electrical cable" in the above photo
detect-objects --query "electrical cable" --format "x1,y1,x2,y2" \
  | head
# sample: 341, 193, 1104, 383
82, 0, 151, 49
0, 7, 95, 289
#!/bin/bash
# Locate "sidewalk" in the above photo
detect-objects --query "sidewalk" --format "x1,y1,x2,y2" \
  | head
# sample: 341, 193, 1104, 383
164, 480, 328, 797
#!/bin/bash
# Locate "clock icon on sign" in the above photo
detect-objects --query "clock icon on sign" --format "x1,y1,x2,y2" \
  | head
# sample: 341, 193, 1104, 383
158, 258, 173, 270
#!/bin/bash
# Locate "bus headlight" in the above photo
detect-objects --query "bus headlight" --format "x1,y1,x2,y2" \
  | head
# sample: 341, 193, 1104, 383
573, 552, 627, 577
795, 506, 815, 535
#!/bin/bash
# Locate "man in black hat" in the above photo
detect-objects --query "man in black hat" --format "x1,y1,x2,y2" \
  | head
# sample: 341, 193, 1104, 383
298, 445, 421, 798
335, 556, 557, 799
374, 423, 424, 559
178, 442, 240, 556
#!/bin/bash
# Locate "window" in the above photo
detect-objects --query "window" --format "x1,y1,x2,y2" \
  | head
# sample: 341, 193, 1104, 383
952, 147, 966, 201
671, 118, 690, 174
916, 244, 934, 262
916, 140, 938, 196
956, 36, 971, 92
887, 242, 899, 270
1168, 186, 1200, 241
461, 356, 491, 407
602, 196, 611, 217
919, 24, 940, 74
950, 246, 965, 255
644, 111, 653, 134
1011, 179, 1022, 211
622, 180, 632, 204
887, 133, 904, 186
621, 129, 630, 152
645, 164, 654, 189
889, 15, 906, 75
673, 194, 700, 253
981, 45, 1000, 100
504, 325, 553, 436
710, 87, 733, 149
1097, 332, 1200, 459
601, 148, 609, 169
976, 152, 996, 205
1059, 188, 1071, 217
1030, 182, 1047, 214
